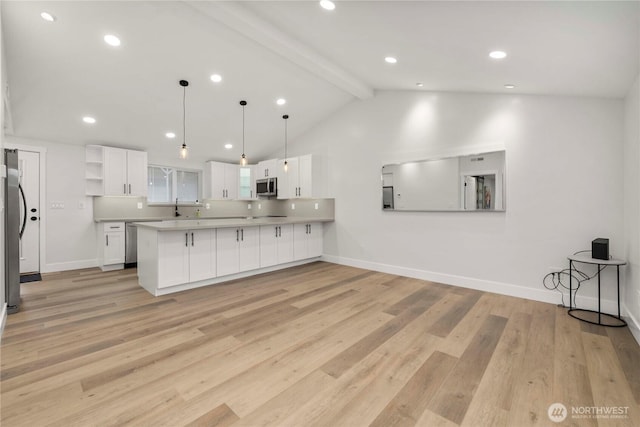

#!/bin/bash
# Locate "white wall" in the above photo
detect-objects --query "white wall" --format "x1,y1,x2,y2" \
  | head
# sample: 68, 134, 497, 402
623, 74, 640, 342
6, 136, 97, 272
291, 91, 625, 310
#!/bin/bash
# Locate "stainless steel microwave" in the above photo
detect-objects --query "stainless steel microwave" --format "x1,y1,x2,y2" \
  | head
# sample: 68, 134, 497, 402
256, 177, 277, 197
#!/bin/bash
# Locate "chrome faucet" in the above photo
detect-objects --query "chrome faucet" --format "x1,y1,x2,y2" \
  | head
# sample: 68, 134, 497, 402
175, 198, 181, 217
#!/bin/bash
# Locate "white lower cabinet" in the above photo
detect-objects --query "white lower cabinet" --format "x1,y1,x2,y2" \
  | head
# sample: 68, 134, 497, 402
99, 222, 125, 271
157, 229, 216, 289
138, 221, 324, 295
260, 224, 294, 268
216, 226, 260, 277
293, 222, 323, 261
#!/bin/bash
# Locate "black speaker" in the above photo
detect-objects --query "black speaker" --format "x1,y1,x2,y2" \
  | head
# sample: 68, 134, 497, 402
592, 238, 609, 260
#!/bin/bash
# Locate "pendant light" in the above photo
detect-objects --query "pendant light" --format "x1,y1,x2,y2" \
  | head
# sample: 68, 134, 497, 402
283, 114, 289, 172
179, 80, 189, 160
239, 100, 248, 166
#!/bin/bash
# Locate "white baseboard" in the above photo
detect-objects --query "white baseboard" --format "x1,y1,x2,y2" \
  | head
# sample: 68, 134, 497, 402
0, 302, 7, 340
321, 254, 620, 314
43, 259, 98, 273
622, 303, 640, 346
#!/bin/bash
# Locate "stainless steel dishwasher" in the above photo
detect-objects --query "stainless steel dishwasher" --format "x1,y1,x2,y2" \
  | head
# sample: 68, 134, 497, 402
125, 222, 137, 268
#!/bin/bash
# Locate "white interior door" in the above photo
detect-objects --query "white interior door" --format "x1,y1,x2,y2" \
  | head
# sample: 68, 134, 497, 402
18, 150, 40, 274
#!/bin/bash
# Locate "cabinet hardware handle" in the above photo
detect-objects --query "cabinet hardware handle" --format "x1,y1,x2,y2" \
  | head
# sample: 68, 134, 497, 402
185, 233, 188, 247
275, 227, 278, 237
236, 229, 239, 242
279, 226, 282, 237
191, 232, 194, 246
123, 184, 126, 194
106, 235, 109, 246
223, 189, 225, 198
109, 226, 119, 229
129, 184, 131, 194
241, 228, 244, 241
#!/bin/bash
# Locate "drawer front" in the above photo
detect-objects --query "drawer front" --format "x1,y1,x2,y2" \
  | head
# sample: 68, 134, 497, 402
103, 222, 125, 232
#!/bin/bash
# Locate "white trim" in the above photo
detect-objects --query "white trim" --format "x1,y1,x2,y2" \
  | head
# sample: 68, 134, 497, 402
0, 302, 6, 339
4, 143, 47, 276
43, 258, 98, 273
144, 258, 320, 296
622, 302, 640, 346
321, 254, 620, 314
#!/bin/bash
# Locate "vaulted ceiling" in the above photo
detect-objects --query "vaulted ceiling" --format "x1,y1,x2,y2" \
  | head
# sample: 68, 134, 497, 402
2, 1, 638, 163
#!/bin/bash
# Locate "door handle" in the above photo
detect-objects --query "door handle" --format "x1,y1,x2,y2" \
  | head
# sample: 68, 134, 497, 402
30, 216, 38, 221
30, 208, 37, 213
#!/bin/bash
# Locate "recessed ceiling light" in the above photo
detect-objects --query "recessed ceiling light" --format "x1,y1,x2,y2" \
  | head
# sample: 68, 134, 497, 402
165, 132, 176, 138
82, 116, 96, 124
224, 143, 233, 150
104, 34, 121, 47
40, 12, 55, 22
210, 74, 222, 83
416, 82, 424, 87
489, 50, 507, 59
504, 84, 516, 89
320, 0, 336, 11
385, 56, 398, 64
276, 98, 287, 106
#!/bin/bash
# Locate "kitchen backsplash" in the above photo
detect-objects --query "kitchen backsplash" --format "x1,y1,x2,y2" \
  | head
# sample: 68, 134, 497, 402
92, 197, 335, 221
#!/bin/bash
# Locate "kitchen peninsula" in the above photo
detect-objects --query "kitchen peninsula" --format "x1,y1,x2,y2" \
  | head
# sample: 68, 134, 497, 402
136, 215, 333, 296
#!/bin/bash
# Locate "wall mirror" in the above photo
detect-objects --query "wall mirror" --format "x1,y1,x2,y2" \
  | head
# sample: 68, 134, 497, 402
381, 150, 505, 212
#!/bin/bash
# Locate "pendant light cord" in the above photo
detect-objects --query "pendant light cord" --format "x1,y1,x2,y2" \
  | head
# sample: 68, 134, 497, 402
284, 115, 288, 160
183, 85, 186, 146
242, 104, 245, 156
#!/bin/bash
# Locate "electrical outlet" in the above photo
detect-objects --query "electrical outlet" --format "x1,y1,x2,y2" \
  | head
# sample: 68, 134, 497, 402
205, 203, 210, 210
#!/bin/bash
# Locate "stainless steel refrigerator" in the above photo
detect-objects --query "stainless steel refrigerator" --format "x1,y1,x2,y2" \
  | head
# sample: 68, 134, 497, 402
4, 149, 23, 314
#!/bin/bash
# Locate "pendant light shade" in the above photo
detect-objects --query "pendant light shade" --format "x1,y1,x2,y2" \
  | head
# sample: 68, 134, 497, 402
283, 114, 289, 172
179, 80, 189, 159
239, 100, 248, 166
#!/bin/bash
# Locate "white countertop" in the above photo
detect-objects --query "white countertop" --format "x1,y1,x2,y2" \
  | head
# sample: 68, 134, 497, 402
133, 216, 334, 231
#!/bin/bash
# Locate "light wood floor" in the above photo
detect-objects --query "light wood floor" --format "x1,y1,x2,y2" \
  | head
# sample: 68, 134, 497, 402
1, 262, 639, 427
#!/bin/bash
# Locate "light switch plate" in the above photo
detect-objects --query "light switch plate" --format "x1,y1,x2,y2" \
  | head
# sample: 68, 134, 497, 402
258, 203, 262, 209
205, 203, 211, 210
248, 203, 252, 210
291, 203, 295, 210
314, 203, 319, 210
137, 202, 143, 209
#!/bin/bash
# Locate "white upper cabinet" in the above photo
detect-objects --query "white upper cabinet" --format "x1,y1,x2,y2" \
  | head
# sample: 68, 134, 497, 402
205, 161, 238, 200
277, 154, 316, 199
257, 159, 278, 179
125, 150, 148, 196
87, 145, 148, 197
